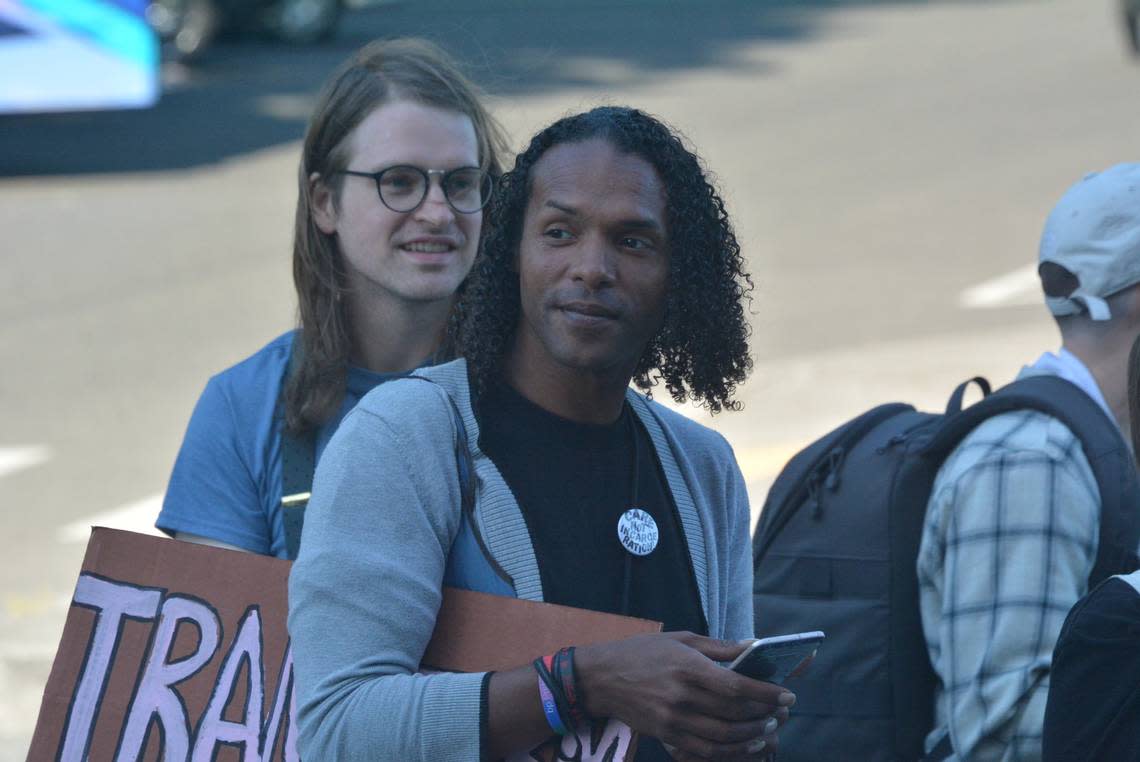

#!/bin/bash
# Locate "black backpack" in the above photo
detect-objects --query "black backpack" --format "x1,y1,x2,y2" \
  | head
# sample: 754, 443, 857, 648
751, 375, 1140, 762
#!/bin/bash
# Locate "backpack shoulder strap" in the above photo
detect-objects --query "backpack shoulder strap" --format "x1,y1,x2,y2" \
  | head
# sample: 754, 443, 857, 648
280, 426, 316, 561
924, 374, 1140, 586
923, 375, 1109, 459
280, 339, 313, 561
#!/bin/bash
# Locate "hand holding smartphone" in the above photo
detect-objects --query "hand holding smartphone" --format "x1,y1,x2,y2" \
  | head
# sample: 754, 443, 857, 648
728, 630, 825, 683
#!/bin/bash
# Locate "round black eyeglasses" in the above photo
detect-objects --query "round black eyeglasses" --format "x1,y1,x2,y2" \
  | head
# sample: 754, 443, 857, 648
335, 165, 493, 214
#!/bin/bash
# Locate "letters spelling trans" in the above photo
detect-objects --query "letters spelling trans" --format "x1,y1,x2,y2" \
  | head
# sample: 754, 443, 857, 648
56, 572, 297, 762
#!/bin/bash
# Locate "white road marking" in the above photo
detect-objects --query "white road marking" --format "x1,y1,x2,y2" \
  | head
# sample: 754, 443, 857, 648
57, 493, 165, 544
0, 446, 51, 480
958, 264, 1041, 309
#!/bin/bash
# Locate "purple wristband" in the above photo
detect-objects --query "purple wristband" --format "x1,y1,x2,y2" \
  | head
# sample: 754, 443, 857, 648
538, 674, 570, 735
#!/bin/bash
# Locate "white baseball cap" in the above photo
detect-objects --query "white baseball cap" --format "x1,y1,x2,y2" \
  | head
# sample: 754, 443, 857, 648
1039, 163, 1140, 321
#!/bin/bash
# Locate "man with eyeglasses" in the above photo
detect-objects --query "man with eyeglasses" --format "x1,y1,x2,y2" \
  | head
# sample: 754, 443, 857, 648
336, 165, 493, 216
156, 39, 508, 560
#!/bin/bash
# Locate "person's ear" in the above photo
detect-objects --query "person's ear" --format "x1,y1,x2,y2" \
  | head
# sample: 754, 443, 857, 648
310, 172, 337, 235
1111, 283, 1140, 336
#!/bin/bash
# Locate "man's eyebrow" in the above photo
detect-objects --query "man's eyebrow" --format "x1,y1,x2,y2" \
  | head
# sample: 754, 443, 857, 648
619, 218, 664, 232
542, 200, 663, 232
543, 200, 579, 215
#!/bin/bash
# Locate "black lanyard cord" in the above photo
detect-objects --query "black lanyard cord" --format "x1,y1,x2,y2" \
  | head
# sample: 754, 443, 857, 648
620, 405, 641, 616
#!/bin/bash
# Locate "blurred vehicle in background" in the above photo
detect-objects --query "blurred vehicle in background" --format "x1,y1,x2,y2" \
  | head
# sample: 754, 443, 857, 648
1124, 0, 1140, 55
149, 0, 369, 61
0, 0, 159, 114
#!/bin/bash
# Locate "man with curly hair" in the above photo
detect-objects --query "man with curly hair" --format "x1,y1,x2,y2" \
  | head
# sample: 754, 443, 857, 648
289, 106, 788, 761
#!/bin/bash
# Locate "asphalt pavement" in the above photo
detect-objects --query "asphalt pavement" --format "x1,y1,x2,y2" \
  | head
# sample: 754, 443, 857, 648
2, 0, 1138, 756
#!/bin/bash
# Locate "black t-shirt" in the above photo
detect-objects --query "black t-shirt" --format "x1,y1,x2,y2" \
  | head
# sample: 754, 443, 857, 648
477, 379, 707, 632
476, 380, 707, 761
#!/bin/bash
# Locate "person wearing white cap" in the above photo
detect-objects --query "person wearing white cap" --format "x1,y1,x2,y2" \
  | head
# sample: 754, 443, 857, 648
1042, 332, 1140, 762
916, 163, 1140, 761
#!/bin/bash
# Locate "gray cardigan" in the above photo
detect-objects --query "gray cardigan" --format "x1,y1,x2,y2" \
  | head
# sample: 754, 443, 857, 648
288, 359, 754, 761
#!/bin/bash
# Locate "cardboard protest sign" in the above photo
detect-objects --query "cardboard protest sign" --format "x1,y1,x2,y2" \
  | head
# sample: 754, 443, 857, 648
422, 588, 663, 762
30, 528, 661, 761
29, 528, 296, 762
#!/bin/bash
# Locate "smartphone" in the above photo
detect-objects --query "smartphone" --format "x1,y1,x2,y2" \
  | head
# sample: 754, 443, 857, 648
728, 631, 825, 683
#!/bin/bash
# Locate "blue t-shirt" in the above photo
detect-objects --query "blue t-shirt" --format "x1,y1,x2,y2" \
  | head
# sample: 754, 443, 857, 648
157, 331, 403, 558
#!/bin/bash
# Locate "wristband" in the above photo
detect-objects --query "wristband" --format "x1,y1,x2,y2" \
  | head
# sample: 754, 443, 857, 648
539, 654, 573, 722
554, 647, 586, 726
535, 648, 590, 735
537, 672, 569, 735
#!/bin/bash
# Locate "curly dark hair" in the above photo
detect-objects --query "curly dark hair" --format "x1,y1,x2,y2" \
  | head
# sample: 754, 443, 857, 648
457, 106, 753, 413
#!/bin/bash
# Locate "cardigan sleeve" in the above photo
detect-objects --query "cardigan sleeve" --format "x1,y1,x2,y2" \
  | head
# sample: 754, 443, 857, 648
287, 382, 486, 761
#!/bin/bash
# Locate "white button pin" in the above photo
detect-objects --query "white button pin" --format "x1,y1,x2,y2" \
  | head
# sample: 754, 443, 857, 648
617, 508, 659, 556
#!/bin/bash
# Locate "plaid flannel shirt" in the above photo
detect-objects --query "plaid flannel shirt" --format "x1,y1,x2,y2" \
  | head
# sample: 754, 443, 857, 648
917, 381, 1101, 762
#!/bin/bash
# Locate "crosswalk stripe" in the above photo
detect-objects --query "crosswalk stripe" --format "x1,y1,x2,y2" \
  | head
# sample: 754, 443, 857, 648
0, 445, 51, 480
57, 492, 165, 543
958, 264, 1040, 309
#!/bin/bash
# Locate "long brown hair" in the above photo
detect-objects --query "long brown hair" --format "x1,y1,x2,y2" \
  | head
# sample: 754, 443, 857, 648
283, 38, 508, 435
